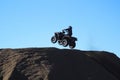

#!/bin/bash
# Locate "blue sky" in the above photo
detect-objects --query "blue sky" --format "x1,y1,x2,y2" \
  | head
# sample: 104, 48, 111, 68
0, 0, 120, 57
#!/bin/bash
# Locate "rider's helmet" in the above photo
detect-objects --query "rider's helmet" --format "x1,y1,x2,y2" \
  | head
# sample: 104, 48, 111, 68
69, 26, 72, 29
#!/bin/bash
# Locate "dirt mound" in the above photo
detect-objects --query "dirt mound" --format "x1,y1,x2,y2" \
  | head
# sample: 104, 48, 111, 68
0, 47, 120, 80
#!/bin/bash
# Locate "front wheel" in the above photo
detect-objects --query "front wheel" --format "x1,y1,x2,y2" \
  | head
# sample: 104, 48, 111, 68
51, 36, 57, 43
58, 40, 62, 45
62, 39, 68, 47
69, 42, 76, 49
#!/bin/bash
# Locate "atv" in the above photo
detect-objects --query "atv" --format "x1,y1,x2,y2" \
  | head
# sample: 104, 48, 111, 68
51, 30, 77, 49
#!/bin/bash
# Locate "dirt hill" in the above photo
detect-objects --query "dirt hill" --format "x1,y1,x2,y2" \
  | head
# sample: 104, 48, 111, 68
0, 47, 120, 80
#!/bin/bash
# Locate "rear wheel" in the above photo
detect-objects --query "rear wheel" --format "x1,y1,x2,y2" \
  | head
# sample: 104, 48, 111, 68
69, 42, 76, 49
62, 39, 68, 47
51, 36, 57, 43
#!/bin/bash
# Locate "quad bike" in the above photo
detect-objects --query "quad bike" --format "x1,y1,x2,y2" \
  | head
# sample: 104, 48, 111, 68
51, 30, 77, 49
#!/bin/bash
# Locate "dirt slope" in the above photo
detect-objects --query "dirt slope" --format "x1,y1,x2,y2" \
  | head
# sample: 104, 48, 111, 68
0, 47, 120, 80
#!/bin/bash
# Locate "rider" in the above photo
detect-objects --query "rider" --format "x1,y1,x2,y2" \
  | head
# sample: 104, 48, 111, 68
63, 26, 73, 37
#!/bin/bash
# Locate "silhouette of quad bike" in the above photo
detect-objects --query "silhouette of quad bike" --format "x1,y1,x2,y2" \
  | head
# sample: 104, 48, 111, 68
51, 32, 77, 49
